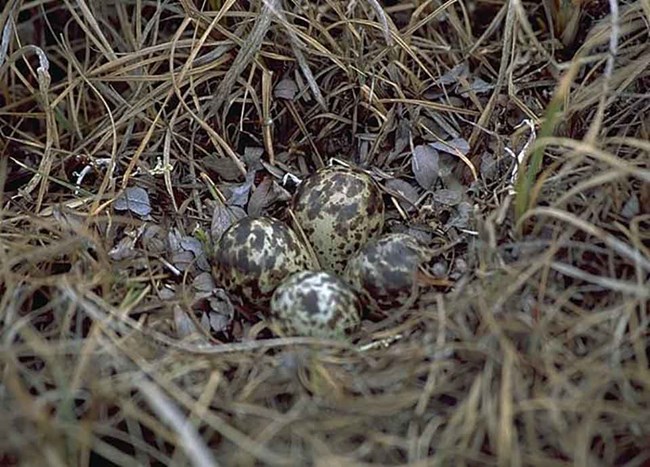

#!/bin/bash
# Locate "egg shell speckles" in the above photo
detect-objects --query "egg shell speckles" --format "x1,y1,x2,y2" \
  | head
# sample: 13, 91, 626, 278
344, 233, 427, 313
292, 166, 385, 275
270, 271, 361, 339
213, 217, 316, 309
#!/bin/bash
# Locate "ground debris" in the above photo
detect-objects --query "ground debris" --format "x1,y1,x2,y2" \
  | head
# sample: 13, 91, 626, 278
1, 0, 648, 465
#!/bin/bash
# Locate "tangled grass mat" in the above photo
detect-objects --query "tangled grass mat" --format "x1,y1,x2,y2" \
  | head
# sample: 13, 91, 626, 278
1, 0, 648, 465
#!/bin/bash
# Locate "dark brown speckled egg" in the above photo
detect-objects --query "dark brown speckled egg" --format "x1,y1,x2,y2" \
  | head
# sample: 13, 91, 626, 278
344, 233, 428, 313
270, 271, 361, 338
212, 217, 316, 309
292, 166, 384, 274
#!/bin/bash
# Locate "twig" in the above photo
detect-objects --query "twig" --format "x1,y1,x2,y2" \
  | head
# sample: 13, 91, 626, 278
517, 206, 650, 272
211, 0, 275, 115
585, 0, 620, 141
138, 378, 220, 467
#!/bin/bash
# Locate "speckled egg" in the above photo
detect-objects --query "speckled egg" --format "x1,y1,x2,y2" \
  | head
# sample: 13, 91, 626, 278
270, 271, 361, 339
213, 217, 316, 308
344, 233, 428, 313
292, 166, 384, 274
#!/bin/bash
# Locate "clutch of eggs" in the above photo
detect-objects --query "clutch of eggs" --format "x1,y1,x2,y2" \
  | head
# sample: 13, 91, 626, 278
211, 166, 423, 338
212, 217, 362, 338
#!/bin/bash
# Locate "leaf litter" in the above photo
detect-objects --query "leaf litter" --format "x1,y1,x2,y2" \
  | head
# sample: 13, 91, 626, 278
114, 186, 152, 217
0, 1, 648, 465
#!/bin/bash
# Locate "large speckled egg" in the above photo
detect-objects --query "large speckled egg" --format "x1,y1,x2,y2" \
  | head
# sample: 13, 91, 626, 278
344, 233, 428, 313
270, 271, 361, 339
292, 166, 384, 274
212, 217, 316, 308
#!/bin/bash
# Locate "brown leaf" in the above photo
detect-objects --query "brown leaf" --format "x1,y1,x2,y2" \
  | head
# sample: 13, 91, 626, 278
211, 203, 246, 243
412, 144, 439, 190
433, 188, 462, 206
385, 178, 419, 212
248, 176, 291, 217
205, 156, 244, 181
193, 272, 216, 293
174, 305, 198, 340
114, 186, 151, 216
430, 138, 470, 156
243, 147, 264, 172
207, 289, 235, 333
274, 77, 298, 100
227, 171, 255, 207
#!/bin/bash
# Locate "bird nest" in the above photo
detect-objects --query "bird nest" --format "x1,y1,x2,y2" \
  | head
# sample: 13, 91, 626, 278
1, 1, 648, 465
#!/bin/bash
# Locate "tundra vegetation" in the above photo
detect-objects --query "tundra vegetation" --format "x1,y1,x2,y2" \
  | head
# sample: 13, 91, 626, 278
0, 1, 648, 465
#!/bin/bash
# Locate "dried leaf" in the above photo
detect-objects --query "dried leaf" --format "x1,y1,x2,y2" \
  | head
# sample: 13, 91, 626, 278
433, 188, 462, 206
435, 63, 468, 86
247, 177, 273, 217
430, 138, 470, 156
167, 229, 182, 251
446, 201, 472, 229
412, 145, 439, 190
205, 156, 244, 182
180, 236, 204, 258
419, 117, 451, 141
259, 158, 287, 179
385, 178, 419, 212
109, 225, 146, 260
208, 312, 230, 333
159, 287, 175, 300
468, 77, 493, 94
621, 194, 639, 219
168, 231, 209, 272
248, 177, 291, 217
274, 77, 298, 100
180, 236, 210, 271
170, 250, 194, 272
207, 289, 234, 333
211, 204, 246, 243
243, 147, 264, 172
193, 272, 216, 293
480, 152, 498, 180
437, 153, 458, 178
406, 227, 434, 244
141, 224, 166, 254
394, 119, 410, 155
199, 312, 211, 332
227, 172, 255, 207
114, 186, 151, 216
174, 305, 198, 339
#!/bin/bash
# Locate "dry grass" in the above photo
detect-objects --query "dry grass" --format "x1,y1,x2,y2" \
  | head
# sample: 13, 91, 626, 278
1, 0, 649, 465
